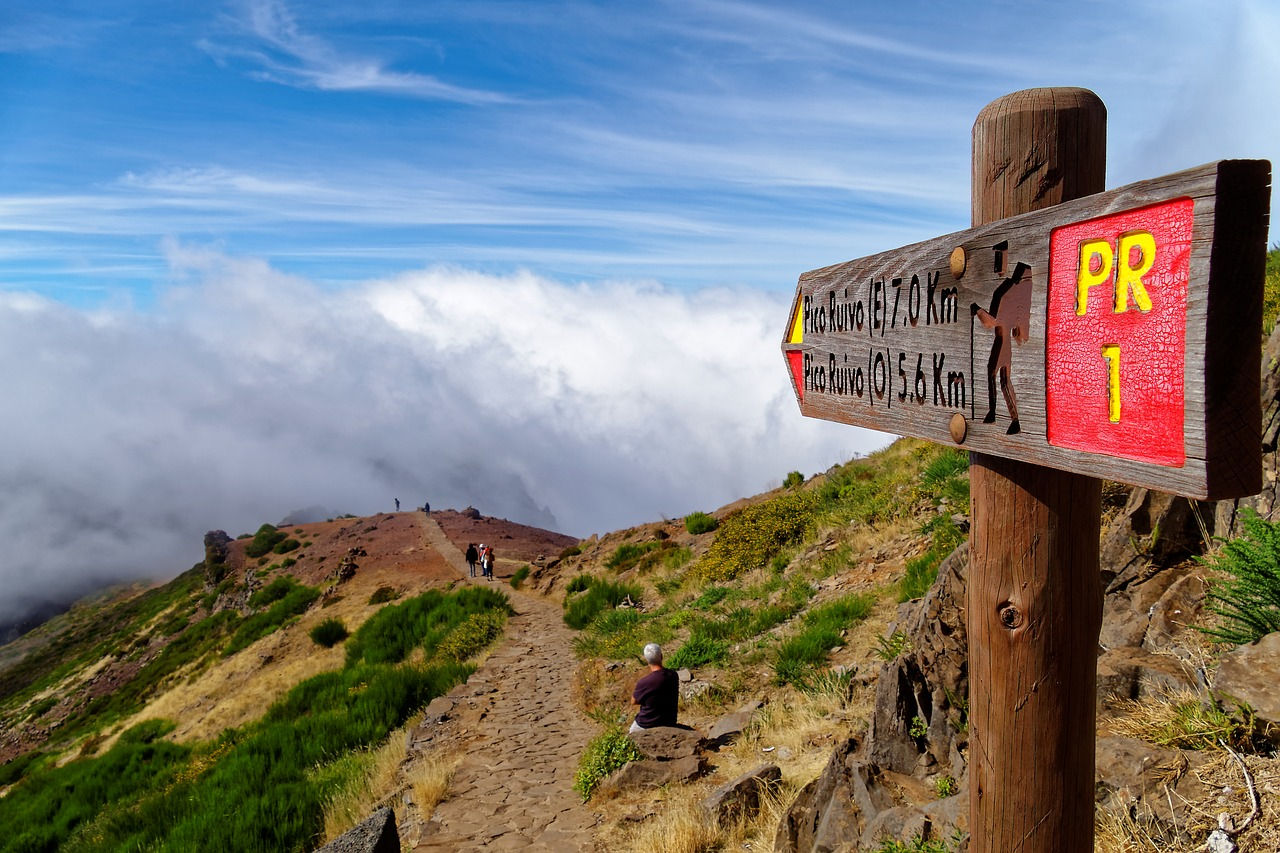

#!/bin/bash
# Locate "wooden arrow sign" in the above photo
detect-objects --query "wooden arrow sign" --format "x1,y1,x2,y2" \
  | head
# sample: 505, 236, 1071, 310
782, 159, 1271, 499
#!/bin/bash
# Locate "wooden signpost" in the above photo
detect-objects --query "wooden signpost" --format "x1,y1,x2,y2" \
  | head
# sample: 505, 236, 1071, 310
781, 88, 1271, 851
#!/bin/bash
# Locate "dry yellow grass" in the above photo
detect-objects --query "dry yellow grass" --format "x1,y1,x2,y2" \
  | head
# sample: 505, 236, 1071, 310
599, 670, 868, 852
619, 794, 721, 853
101, 573, 406, 751
409, 749, 464, 821
320, 734, 407, 842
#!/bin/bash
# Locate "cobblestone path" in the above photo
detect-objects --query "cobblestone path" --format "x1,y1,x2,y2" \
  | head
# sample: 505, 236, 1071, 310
411, 516, 599, 851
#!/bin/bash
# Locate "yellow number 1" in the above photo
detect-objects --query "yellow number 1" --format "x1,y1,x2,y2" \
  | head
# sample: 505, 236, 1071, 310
1101, 344, 1121, 423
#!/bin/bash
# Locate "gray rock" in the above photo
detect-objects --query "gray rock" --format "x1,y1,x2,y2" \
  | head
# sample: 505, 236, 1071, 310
315, 806, 399, 853
628, 725, 706, 760
1096, 647, 1197, 708
707, 699, 763, 747
420, 695, 455, 725
1214, 631, 1280, 734
1142, 573, 1207, 652
701, 763, 780, 825
600, 755, 704, 792
773, 738, 906, 853
868, 545, 969, 780
677, 667, 693, 683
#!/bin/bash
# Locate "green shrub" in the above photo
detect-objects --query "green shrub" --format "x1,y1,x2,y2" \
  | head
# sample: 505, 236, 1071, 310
244, 524, 287, 558
565, 574, 593, 594
1263, 246, 1280, 334
934, 775, 957, 798
434, 611, 507, 661
272, 538, 301, 554
874, 630, 911, 661
249, 576, 302, 608
573, 729, 641, 801
368, 586, 399, 605
119, 718, 178, 745
559, 543, 584, 560
774, 593, 875, 685
563, 579, 642, 630
309, 618, 349, 648
226, 580, 321, 656
692, 586, 731, 609
783, 470, 804, 489
605, 541, 677, 573
662, 546, 693, 570
666, 634, 728, 669
510, 566, 530, 589
0, 751, 43, 788
684, 511, 719, 535
345, 587, 512, 666
696, 491, 817, 582
1200, 509, 1280, 645
898, 514, 966, 602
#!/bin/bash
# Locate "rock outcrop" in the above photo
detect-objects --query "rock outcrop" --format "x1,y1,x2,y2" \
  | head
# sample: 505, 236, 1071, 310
1213, 631, 1280, 739
316, 806, 399, 853
702, 763, 781, 825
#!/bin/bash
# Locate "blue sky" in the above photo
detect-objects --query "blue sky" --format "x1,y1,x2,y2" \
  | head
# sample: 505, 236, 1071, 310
4, 0, 1274, 305
0, 0, 1276, 623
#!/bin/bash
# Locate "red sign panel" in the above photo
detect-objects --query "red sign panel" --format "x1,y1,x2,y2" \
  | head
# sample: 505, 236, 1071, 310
1045, 198, 1193, 466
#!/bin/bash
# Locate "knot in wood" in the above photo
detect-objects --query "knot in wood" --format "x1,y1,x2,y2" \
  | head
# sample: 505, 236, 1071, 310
998, 602, 1023, 629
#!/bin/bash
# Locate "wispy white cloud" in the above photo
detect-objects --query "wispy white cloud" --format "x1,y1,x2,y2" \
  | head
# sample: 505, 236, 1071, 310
202, 0, 514, 104
0, 246, 880, 625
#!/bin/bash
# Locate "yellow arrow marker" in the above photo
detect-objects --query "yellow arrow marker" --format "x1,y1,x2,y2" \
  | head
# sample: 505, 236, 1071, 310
787, 299, 804, 344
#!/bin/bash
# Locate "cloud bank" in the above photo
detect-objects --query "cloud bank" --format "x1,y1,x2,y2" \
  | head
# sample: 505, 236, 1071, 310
0, 246, 884, 626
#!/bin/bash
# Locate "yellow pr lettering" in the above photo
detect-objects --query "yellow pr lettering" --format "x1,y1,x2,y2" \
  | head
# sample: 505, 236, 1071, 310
1102, 344, 1121, 423
1115, 231, 1155, 313
1076, 239, 1113, 316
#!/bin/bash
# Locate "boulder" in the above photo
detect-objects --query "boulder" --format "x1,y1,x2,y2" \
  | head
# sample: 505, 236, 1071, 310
628, 725, 706, 760
1099, 489, 1211, 589
600, 755, 704, 792
700, 763, 780, 825
707, 700, 763, 747
1093, 736, 1208, 841
1096, 647, 1197, 708
1213, 631, 1280, 734
315, 806, 399, 853
773, 738, 922, 853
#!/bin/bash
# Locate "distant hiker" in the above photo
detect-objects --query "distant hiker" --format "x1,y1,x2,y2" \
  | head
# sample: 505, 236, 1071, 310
465, 543, 479, 577
482, 545, 495, 580
630, 643, 678, 733
424, 501, 430, 512
395, 498, 400, 511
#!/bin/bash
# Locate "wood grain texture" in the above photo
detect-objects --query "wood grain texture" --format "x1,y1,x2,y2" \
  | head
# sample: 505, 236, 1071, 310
968, 88, 1105, 853
782, 158, 1270, 499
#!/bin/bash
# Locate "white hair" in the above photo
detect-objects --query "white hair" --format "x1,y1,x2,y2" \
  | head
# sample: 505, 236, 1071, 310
642, 643, 663, 665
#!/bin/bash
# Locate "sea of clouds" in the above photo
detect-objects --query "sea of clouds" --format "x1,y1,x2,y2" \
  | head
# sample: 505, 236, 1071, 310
0, 243, 886, 627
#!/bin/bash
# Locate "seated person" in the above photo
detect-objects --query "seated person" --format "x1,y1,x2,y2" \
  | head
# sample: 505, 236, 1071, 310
630, 642, 679, 733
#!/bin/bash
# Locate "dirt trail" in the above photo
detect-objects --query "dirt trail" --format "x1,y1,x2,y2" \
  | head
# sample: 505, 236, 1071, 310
411, 515, 599, 851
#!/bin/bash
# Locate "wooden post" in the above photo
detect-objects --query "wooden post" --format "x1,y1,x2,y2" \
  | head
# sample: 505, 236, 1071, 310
968, 88, 1107, 852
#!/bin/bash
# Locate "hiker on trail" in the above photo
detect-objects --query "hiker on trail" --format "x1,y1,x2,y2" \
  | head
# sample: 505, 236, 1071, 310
395, 498, 400, 511
630, 643, 678, 733
465, 543, 479, 577
482, 545, 495, 580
